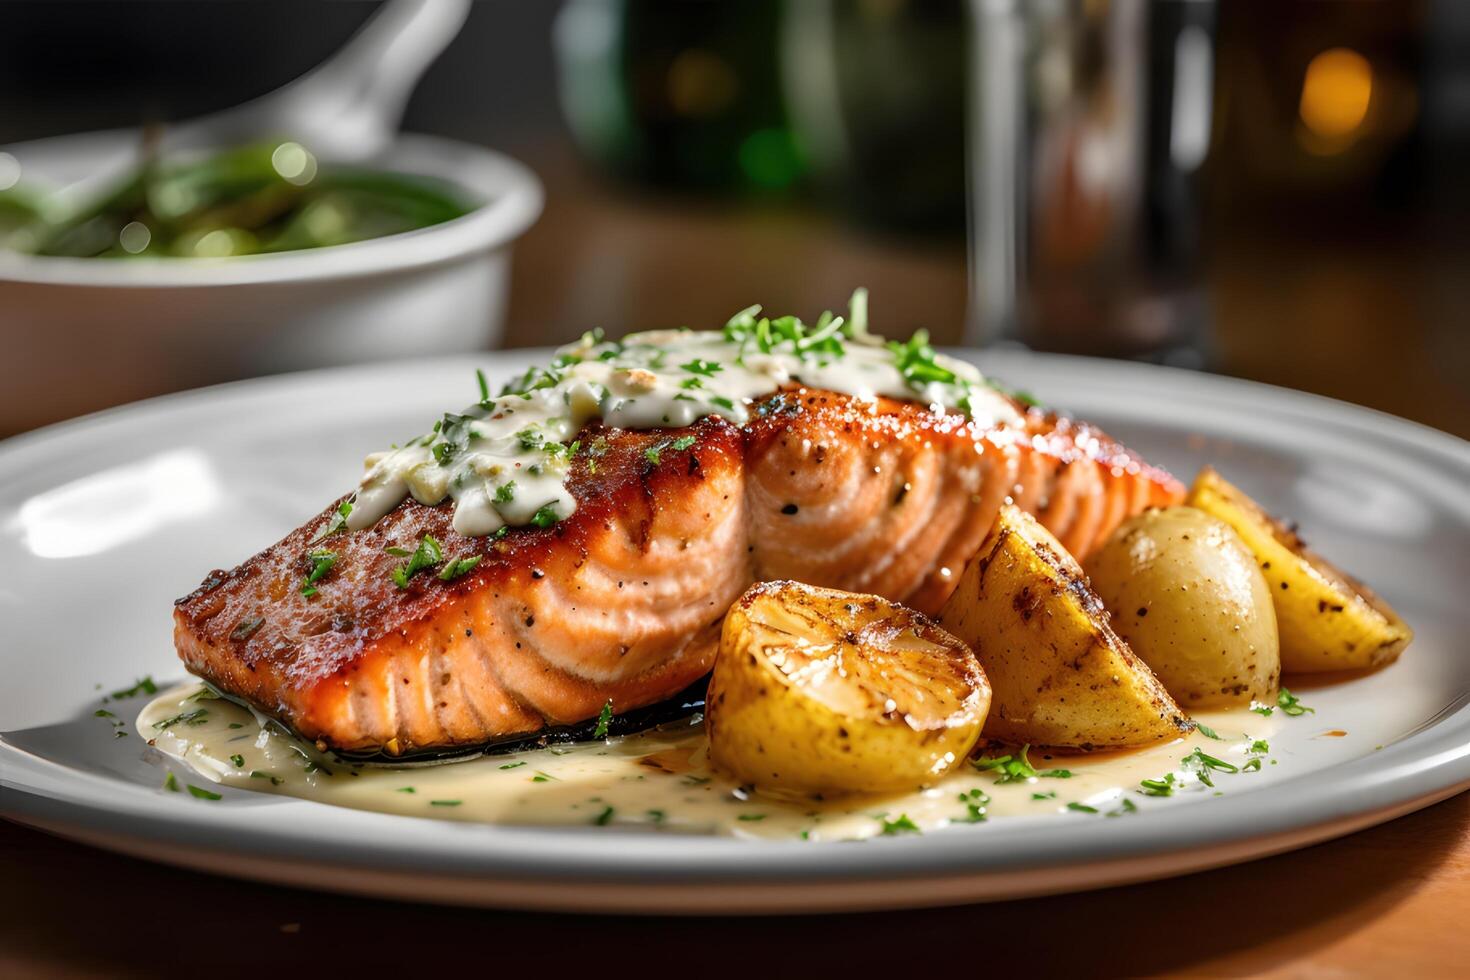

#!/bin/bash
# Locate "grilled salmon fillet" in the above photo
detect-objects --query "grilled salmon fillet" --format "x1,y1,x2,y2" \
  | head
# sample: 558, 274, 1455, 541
174, 388, 1182, 754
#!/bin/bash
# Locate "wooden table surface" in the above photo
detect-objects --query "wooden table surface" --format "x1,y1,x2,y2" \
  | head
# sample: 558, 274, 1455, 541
4, 149, 1468, 977
5, 794, 1469, 978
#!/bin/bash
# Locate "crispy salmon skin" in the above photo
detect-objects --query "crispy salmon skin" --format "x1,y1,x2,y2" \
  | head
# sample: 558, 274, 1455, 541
174, 388, 1181, 754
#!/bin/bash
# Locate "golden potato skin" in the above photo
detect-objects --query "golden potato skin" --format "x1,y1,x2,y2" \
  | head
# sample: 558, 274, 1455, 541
939, 505, 1191, 750
705, 581, 989, 796
1187, 467, 1413, 673
1086, 507, 1280, 707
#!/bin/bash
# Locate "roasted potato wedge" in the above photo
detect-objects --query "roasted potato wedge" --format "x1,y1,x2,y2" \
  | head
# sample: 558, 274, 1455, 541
706, 581, 989, 795
939, 504, 1190, 749
1086, 506, 1280, 707
1186, 467, 1413, 673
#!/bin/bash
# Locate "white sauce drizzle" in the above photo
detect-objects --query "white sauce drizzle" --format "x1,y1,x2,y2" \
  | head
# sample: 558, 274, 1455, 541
346, 293, 1024, 537
139, 684, 1279, 840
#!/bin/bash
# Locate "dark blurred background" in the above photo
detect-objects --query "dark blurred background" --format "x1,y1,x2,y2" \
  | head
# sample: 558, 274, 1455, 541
1, 0, 1466, 436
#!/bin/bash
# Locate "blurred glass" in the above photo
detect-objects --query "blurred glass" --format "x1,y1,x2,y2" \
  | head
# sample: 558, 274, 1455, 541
780, 0, 967, 234
967, 0, 1217, 363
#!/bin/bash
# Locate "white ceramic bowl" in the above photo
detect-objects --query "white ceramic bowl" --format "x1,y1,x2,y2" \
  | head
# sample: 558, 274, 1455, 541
0, 130, 542, 433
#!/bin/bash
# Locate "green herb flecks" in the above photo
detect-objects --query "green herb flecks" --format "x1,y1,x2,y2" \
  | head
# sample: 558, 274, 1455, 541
300, 549, 337, 598
1139, 773, 1178, 797
1195, 722, 1223, 740
109, 676, 159, 700
437, 555, 482, 581
879, 814, 920, 835
971, 745, 1072, 783
1181, 748, 1239, 788
314, 499, 354, 542
593, 700, 613, 739
251, 771, 284, 786
153, 708, 208, 731
187, 784, 222, 801
955, 788, 990, 823
163, 772, 180, 792
229, 754, 245, 768
498, 761, 526, 770
530, 504, 560, 528
429, 800, 462, 807
594, 806, 616, 826
1277, 687, 1314, 716
390, 534, 442, 588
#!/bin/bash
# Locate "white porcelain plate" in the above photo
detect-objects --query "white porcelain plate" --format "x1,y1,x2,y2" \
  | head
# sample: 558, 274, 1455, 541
2, 350, 1467, 914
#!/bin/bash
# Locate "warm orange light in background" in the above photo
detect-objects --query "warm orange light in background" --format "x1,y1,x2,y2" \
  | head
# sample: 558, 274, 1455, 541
1299, 48, 1373, 143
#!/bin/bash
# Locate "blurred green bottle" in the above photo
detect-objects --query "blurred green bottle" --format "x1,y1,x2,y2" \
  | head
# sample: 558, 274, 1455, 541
554, 0, 804, 194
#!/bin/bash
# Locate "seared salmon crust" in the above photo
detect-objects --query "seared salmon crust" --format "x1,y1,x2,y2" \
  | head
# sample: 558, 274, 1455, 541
174, 387, 1182, 754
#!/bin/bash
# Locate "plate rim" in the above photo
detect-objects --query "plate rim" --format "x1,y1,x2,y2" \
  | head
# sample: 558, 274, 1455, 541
3, 349, 1468, 911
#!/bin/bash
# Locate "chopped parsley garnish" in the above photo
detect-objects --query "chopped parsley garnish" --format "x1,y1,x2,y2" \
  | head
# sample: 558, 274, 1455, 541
679, 377, 703, 390
163, 772, 180, 792
1066, 802, 1098, 814
153, 708, 208, 731
314, 499, 354, 541
300, 549, 336, 598
187, 784, 222, 801
971, 745, 1072, 783
680, 358, 722, 377
879, 814, 920, 835
1242, 758, 1264, 772
1195, 722, 1222, 740
228, 722, 244, 730
671, 435, 697, 451
593, 700, 613, 739
1139, 774, 1178, 797
1250, 739, 1271, 755
1181, 748, 1239, 787
1108, 798, 1139, 817
229, 754, 245, 768
1277, 687, 1314, 716
390, 534, 442, 588
530, 504, 560, 528
498, 761, 526, 770
1251, 702, 1275, 716
516, 428, 545, 452
1032, 790, 1057, 801
644, 444, 664, 465
94, 709, 116, 719
709, 395, 736, 412
437, 555, 482, 581
109, 676, 158, 700
594, 806, 616, 825
737, 813, 767, 822
955, 787, 990, 822
396, 786, 416, 793
494, 481, 517, 504
429, 800, 462, 807
531, 771, 556, 782
476, 368, 490, 404
251, 771, 284, 786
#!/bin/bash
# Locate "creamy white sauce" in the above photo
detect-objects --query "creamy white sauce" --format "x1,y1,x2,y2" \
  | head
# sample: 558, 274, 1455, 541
140, 684, 1281, 840
345, 293, 1024, 537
